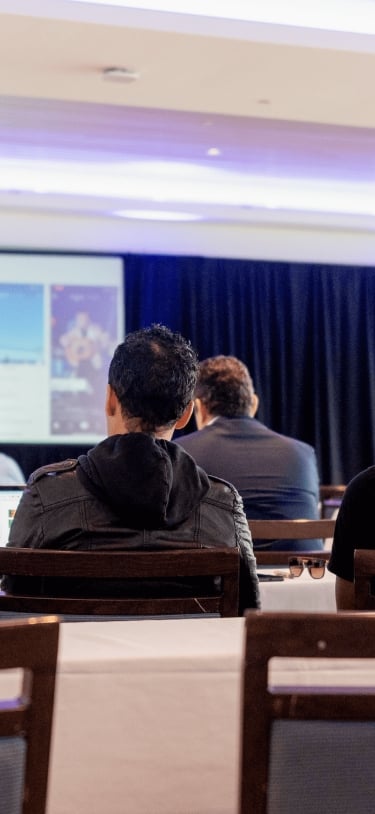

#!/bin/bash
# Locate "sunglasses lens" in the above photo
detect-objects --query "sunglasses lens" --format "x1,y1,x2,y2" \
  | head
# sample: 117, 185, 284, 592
308, 560, 326, 579
289, 557, 304, 577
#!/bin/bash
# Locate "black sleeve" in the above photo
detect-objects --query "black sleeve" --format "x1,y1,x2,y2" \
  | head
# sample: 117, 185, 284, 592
328, 467, 375, 582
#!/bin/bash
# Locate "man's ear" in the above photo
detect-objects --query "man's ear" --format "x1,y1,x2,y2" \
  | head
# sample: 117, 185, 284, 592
250, 393, 259, 418
175, 400, 194, 430
193, 398, 210, 429
105, 385, 118, 418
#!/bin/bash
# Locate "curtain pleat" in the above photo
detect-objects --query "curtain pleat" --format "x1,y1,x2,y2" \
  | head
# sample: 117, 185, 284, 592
125, 254, 375, 484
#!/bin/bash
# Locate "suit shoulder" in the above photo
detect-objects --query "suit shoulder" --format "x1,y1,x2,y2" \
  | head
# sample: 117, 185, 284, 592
175, 430, 202, 446
269, 430, 316, 456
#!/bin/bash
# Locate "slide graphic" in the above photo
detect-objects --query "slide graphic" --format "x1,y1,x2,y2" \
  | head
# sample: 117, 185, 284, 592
0, 284, 44, 364
51, 285, 119, 437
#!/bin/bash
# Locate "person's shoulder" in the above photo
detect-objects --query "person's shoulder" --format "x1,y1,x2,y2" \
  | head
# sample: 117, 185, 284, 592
176, 419, 225, 447
175, 429, 201, 446
267, 426, 316, 457
344, 465, 375, 497
177, 427, 210, 447
289, 436, 316, 458
175, 428, 212, 453
204, 473, 242, 505
350, 465, 375, 483
29, 459, 78, 485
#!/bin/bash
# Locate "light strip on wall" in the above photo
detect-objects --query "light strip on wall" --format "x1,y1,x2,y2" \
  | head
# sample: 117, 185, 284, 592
113, 209, 203, 220
65, 0, 375, 35
1, 158, 375, 218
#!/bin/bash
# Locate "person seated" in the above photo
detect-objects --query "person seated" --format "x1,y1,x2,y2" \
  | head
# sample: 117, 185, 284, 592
177, 355, 321, 552
5, 325, 259, 613
328, 470, 372, 609
0, 452, 25, 485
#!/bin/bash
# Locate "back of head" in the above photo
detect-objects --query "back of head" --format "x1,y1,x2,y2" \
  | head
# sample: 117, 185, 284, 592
195, 355, 254, 418
108, 324, 198, 431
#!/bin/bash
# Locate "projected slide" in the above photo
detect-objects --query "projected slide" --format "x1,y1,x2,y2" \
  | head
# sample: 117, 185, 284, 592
0, 285, 44, 364
0, 254, 124, 444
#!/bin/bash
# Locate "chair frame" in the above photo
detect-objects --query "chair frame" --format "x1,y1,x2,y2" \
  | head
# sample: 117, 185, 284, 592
239, 610, 375, 814
354, 548, 375, 609
0, 546, 239, 617
0, 615, 59, 814
319, 484, 346, 518
248, 518, 335, 564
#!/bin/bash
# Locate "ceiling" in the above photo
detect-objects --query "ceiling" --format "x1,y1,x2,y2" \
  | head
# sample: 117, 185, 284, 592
1, 0, 375, 233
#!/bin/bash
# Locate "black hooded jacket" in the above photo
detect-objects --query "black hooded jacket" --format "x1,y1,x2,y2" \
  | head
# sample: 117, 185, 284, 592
6, 433, 259, 610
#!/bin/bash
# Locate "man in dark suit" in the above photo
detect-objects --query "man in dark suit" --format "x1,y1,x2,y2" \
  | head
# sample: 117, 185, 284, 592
176, 355, 321, 551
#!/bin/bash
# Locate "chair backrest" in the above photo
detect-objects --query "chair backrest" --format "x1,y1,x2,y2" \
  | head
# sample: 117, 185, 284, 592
239, 610, 375, 814
354, 549, 375, 609
248, 518, 335, 564
0, 615, 59, 814
0, 547, 239, 617
319, 484, 346, 518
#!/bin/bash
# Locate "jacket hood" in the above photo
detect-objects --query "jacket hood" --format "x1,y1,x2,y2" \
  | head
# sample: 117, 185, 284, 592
77, 433, 210, 529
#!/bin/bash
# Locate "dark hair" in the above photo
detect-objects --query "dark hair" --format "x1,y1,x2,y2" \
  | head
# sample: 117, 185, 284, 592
108, 324, 199, 431
195, 355, 254, 417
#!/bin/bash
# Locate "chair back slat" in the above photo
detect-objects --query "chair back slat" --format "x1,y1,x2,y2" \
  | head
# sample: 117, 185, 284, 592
0, 547, 239, 617
248, 518, 335, 539
248, 518, 335, 564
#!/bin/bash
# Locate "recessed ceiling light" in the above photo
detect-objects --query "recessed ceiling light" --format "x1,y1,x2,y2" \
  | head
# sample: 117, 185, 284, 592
206, 147, 221, 157
102, 66, 140, 82
113, 209, 203, 221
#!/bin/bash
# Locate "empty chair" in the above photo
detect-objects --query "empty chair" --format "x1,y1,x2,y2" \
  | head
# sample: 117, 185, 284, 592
239, 610, 375, 814
319, 484, 346, 518
248, 518, 335, 564
0, 546, 240, 618
354, 549, 375, 610
0, 614, 59, 814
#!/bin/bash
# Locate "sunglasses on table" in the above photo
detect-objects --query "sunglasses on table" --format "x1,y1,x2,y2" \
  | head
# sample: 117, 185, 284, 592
288, 557, 326, 580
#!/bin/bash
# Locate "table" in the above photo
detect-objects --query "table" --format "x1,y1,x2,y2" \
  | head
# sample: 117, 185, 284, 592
0, 567, 337, 813
259, 567, 336, 612
48, 618, 244, 814
0, 613, 372, 814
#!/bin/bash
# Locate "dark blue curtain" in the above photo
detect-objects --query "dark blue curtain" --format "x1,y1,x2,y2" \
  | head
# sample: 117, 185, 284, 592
125, 254, 375, 485
5, 252, 375, 484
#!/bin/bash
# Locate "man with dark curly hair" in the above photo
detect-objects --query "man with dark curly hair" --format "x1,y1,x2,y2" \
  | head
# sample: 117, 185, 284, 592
6, 326, 259, 612
177, 354, 321, 552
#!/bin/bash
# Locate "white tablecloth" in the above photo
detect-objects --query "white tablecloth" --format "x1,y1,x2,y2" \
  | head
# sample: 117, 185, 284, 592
0, 612, 373, 814
259, 567, 336, 611
48, 618, 244, 814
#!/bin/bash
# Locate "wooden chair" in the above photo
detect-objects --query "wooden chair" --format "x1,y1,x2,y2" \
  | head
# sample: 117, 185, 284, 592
239, 610, 375, 814
0, 615, 59, 814
354, 549, 375, 610
248, 518, 335, 564
319, 484, 346, 518
0, 546, 239, 617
